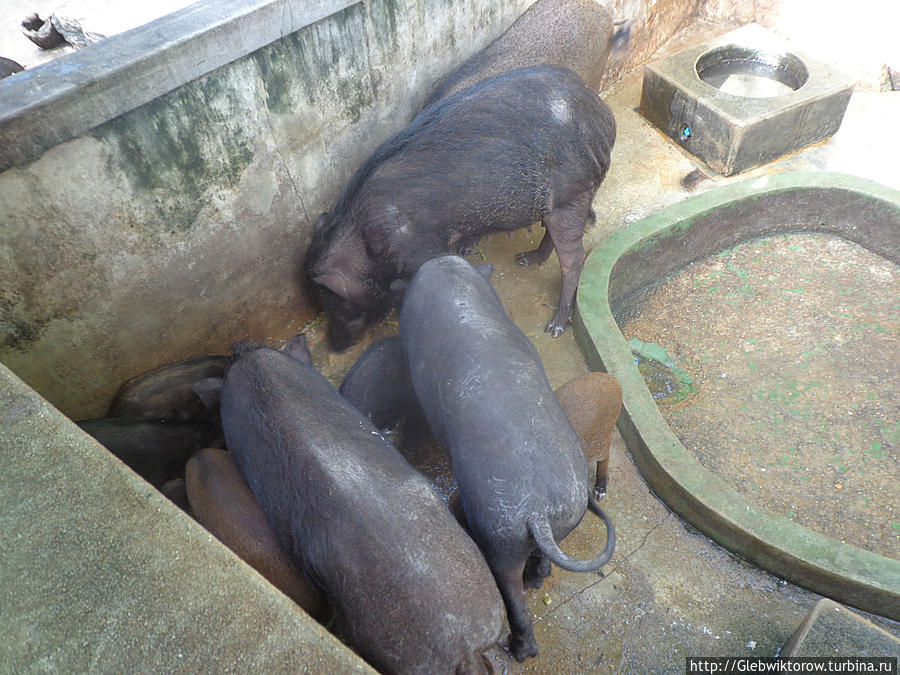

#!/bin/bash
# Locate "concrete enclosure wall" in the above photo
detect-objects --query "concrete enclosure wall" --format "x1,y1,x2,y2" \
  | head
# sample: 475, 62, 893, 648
0, 0, 535, 419
0, 0, 699, 420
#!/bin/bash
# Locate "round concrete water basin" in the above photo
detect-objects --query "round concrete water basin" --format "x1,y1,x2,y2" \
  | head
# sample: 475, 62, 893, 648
574, 172, 900, 621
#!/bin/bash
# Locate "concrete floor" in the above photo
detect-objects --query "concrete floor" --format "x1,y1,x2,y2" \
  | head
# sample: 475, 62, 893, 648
299, 18, 900, 673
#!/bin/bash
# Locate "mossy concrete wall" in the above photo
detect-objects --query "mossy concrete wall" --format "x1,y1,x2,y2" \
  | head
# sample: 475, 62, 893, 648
0, 0, 533, 420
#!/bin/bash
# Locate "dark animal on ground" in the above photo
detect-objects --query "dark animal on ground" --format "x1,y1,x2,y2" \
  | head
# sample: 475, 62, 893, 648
216, 334, 505, 674
399, 256, 615, 662
76, 417, 223, 488
305, 65, 616, 350
108, 355, 229, 423
338, 336, 427, 436
421, 0, 615, 108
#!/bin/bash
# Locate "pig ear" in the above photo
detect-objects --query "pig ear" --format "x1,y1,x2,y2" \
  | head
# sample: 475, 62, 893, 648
313, 267, 358, 300
282, 333, 312, 365
475, 263, 494, 281
314, 213, 328, 232
193, 377, 223, 412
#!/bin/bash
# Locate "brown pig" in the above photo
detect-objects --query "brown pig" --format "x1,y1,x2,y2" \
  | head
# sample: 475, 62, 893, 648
554, 372, 622, 499
185, 447, 329, 621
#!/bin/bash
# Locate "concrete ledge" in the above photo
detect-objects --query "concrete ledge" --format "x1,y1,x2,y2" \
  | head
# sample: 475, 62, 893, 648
574, 171, 900, 621
782, 599, 900, 657
0, 361, 374, 672
0, 0, 358, 172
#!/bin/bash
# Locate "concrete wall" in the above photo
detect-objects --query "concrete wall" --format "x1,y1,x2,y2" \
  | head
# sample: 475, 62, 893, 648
0, 0, 701, 422
0, 0, 534, 419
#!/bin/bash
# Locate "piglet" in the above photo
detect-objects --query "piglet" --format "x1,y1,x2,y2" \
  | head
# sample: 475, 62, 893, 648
554, 372, 622, 498
185, 447, 329, 621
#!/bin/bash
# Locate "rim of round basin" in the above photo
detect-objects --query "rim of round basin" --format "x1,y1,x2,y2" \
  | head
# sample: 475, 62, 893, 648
574, 170, 900, 621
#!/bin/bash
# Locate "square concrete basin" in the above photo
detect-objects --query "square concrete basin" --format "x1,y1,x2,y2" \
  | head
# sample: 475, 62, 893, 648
639, 24, 854, 175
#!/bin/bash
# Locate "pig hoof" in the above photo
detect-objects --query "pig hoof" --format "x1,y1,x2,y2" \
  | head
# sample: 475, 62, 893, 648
510, 635, 538, 662
544, 320, 565, 337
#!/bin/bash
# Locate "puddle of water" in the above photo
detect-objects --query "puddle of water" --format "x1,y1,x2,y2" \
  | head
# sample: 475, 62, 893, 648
619, 232, 899, 559
629, 337, 696, 402
718, 73, 795, 98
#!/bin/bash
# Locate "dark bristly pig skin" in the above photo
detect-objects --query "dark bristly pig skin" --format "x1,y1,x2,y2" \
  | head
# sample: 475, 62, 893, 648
305, 65, 615, 350
218, 335, 504, 675
398, 256, 615, 662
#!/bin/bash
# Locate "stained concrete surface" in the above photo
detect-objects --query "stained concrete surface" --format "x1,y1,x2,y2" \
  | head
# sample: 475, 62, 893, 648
0, 361, 376, 674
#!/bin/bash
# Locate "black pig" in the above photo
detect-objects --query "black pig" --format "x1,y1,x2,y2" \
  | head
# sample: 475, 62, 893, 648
422, 0, 615, 108
305, 65, 616, 350
108, 355, 230, 422
399, 256, 615, 662
217, 334, 504, 674
338, 336, 427, 434
76, 417, 223, 487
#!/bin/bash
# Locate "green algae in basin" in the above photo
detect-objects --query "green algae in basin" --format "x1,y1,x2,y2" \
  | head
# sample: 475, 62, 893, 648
628, 338, 696, 402
574, 171, 900, 621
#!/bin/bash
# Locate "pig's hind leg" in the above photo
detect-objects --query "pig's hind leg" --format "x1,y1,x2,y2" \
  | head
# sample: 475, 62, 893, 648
515, 227, 554, 267
495, 563, 539, 661
522, 550, 552, 588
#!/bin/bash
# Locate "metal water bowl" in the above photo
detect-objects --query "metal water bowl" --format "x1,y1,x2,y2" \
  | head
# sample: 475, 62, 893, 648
639, 24, 853, 175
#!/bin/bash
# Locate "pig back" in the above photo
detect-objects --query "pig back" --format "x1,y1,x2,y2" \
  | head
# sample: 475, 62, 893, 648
220, 347, 504, 674
400, 257, 589, 545
423, 0, 614, 107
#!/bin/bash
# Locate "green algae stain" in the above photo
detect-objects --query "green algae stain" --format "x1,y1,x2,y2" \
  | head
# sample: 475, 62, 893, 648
628, 338, 696, 403
93, 71, 255, 233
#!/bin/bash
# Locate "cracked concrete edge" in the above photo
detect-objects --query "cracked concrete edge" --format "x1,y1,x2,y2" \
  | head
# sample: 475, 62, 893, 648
573, 170, 900, 622
0, 0, 359, 172
0, 360, 375, 673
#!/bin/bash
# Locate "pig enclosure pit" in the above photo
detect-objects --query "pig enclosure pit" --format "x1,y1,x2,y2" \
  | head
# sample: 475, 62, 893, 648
575, 171, 900, 621
6, 3, 900, 670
